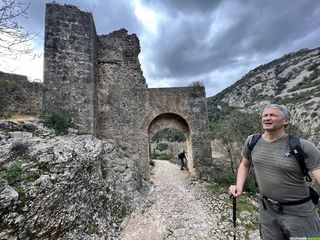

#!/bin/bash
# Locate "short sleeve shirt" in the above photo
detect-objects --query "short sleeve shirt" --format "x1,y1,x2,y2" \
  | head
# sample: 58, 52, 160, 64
242, 134, 320, 204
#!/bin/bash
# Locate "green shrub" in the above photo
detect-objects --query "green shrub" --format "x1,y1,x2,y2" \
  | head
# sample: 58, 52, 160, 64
152, 128, 186, 142
0, 178, 6, 189
207, 167, 258, 195
156, 154, 171, 160
89, 223, 100, 235
150, 152, 171, 160
211, 170, 235, 186
1, 161, 23, 186
120, 205, 128, 219
307, 63, 319, 71
0, 80, 23, 92
14, 185, 28, 204
189, 80, 204, 89
156, 143, 168, 152
21, 124, 37, 132
11, 141, 29, 156
0, 108, 15, 119
42, 110, 72, 135
0, 159, 37, 188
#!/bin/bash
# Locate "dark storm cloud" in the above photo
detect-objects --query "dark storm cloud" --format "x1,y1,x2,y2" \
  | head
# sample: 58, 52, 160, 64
10, 0, 320, 97
88, 1, 142, 35
25, 0, 142, 39
141, 0, 223, 14
141, 0, 320, 95
21, 0, 142, 56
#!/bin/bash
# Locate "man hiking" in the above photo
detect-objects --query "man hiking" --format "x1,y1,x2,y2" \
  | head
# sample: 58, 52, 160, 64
229, 104, 320, 239
178, 150, 188, 170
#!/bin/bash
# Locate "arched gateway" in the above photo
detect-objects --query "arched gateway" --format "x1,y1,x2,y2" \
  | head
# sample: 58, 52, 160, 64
43, 3, 212, 181
143, 87, 212, 175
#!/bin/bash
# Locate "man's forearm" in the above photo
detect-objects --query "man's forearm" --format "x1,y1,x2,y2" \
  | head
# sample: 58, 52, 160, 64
229, 158, 250, 197
236, 161, 250, 192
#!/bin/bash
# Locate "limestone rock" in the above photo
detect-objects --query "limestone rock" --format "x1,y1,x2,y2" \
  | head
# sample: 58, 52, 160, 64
0, 120, 144, 239
0, 185, 19, 209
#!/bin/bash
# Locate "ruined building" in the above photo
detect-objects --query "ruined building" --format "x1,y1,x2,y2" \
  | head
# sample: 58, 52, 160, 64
43, 3, 212, 180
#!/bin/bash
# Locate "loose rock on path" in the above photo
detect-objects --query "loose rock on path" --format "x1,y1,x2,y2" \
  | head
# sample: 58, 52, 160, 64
120, 160, 256, 240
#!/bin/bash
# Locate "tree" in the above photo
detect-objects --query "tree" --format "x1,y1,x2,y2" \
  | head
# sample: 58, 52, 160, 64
0, 0, 33, 57
210, 110, 261, 173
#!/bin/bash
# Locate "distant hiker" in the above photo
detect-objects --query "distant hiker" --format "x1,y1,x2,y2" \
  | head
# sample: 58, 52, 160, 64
178, 150, 188, 170
229, 104, 320, 239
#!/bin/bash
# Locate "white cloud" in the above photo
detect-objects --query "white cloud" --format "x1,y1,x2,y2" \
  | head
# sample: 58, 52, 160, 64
133, 0, 159, 36
0, 33, 43, 82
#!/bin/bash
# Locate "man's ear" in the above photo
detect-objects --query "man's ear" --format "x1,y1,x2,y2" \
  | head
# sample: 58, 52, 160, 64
284, 117, 291, 126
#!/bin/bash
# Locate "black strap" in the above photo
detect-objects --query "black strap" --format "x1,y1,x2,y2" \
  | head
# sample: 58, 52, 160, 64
247, 134, 262, 188
288, 135, 312, 182
248, 134, 262, 160
263, 195, 311, 206
248, 134, 312, 182
279, 196, 311, 206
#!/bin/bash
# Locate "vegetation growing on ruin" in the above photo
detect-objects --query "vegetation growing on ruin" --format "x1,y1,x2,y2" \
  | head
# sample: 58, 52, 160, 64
41, 110, 73, 135
0, 80, 23, 92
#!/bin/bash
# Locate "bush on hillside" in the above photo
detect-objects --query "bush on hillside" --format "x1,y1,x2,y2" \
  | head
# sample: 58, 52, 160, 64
41, 110, 73, 135
10, 141, 29, 156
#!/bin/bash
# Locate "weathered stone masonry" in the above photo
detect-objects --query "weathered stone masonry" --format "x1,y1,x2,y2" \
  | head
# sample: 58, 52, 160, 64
0, 71, 42, 116
43, 3, 212, 180
43, 4, 97, 135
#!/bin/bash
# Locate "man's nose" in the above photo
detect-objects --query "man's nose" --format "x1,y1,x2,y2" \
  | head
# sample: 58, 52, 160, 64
263, 116, 272, 121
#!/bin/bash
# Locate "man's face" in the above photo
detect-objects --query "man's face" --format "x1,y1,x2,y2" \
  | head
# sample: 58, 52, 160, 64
261, 108, 290, 131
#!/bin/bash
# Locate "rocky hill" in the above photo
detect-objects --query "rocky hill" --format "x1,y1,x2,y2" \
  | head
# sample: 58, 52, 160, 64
0, 119, 149, 239
208, 47, 320, 147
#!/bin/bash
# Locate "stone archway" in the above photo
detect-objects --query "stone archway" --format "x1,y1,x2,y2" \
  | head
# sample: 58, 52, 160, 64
43, 3, 212, 180
148, 113, 194, 172
143, 87, 213, 177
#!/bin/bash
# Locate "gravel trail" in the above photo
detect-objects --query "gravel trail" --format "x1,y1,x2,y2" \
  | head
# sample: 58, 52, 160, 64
119, 160, 246, 240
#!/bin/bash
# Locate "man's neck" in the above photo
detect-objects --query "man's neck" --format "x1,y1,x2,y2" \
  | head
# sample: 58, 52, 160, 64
262, 130, 286, 142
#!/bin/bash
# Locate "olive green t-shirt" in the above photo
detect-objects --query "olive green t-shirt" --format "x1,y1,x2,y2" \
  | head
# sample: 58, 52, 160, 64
242, 134, 320, 215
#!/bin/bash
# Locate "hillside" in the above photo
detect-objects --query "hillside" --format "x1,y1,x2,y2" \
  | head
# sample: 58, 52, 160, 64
208, 47, 320, 146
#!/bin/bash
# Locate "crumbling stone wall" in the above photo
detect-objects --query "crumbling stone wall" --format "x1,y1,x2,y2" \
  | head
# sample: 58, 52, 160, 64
43, 3, 212, 181
0, 71, 42, 117
96, 29, 149, 180
43, 4, 97, 135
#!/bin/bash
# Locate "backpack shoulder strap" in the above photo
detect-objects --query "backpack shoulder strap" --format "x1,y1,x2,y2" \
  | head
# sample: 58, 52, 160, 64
248, 134, 262, 160
288, 135, 312, 182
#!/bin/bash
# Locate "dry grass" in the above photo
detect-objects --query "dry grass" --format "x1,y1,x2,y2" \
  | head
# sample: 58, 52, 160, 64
6, 114, 40, 121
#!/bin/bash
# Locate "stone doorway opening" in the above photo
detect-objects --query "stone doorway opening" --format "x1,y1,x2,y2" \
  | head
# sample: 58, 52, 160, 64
150, 128, 187, 162
147, 113, 194, 173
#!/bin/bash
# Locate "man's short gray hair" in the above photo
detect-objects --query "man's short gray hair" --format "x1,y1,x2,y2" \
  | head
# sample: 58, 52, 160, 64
263, 104, 291, 118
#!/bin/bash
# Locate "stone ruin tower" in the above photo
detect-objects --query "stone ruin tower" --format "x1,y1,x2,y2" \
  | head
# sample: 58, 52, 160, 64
43, 3, 212, 180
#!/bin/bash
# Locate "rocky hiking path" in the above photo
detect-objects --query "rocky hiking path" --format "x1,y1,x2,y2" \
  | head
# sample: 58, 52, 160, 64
120, 160, 258, 240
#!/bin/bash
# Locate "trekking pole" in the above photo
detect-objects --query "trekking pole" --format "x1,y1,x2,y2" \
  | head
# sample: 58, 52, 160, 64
231, 196, 237, 240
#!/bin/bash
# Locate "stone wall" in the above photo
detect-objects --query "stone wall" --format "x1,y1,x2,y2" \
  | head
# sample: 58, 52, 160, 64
43, 3, 212, 181
145, 86, 212, 176
96, 29, 149, 180
0, 71, 42, 117
43, 4, 97, 135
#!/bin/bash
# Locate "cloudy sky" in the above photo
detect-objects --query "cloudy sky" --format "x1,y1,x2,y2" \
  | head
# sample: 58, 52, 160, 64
1, 0, 320, 97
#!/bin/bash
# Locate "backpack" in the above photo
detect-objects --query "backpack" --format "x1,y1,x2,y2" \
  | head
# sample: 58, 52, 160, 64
178, 152, 185, 159
248, 134, 319, 205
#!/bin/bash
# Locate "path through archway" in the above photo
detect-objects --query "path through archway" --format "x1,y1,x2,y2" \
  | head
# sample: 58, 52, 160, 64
148, 113, 195, 173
